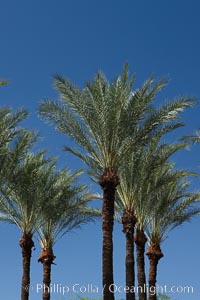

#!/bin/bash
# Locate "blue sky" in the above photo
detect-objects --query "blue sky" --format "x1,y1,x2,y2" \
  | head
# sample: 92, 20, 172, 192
0, 1, 200, 299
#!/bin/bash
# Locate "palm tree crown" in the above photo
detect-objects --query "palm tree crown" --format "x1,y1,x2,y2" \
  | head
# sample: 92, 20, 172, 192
39, 65, 194, 179
0, 150, 55, 234
36, 169, 97, 251
146, 169, 200, 246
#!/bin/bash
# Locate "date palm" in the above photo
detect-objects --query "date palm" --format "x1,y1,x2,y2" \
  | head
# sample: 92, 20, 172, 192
145, 169, 200, 300
0, 142, 55, 300
133, 149, 195, 300
39, 64, 194, 300
115, 138, 188, 300
35, 169, 98, 300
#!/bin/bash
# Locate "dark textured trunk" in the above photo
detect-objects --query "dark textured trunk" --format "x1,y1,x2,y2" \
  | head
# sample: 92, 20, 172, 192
146, 244, 163, 300
38, 247, 56, 300
122, 210, 137, 300
125, 231, 135, 300
99, 168, 119, 300
135, 229, 147, 300
20, 232, 34, 300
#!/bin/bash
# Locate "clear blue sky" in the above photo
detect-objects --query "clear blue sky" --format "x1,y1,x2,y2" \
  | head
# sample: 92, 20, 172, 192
0, 1, 200, 299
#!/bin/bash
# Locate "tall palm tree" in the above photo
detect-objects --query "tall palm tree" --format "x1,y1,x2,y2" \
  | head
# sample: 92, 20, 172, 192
133, 148, 196, 300
0, 105, 39, 300
145, 169, 200, 300
115, 138, 188, 300
35, 169, 97, 300
39, 65, 194, 300
0, 144, 55, 300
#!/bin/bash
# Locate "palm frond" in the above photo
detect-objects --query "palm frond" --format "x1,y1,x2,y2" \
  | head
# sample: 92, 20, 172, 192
34, 169, 98, 248
181, 129, 200, 145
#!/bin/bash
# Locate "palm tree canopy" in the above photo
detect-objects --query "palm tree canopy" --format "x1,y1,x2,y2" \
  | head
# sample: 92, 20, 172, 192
145, 168, 200, 246
115, 138, 190, 230
35, 169, 99, 249
0, 144, 56, 234
39, 64, 195, 179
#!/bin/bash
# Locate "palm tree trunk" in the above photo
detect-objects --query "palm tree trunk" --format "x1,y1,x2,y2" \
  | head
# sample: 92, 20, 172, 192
135, 229, 147, 300
20, 232, 34, 300
146, 244, 163, 300
99, 168, 119, 300
38, 248, 56, 300
122, 210, 137, 300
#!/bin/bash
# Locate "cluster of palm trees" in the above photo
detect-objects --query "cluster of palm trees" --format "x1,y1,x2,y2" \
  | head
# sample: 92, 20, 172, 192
0, 65, 200, 300
0, 107, 98, 300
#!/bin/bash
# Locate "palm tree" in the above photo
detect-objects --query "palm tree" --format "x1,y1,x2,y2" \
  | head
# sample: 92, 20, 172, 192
115, 138, 188, 300
39, 64, 194, 300
35, 169, 98, 300
145, 169, 200, 300
133, 148, 195, 300
115, 151, 145, 300
0, 144, 54, 300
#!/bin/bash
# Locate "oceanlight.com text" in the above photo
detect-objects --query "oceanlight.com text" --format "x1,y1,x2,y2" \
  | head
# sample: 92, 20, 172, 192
116, 283, 194, 296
